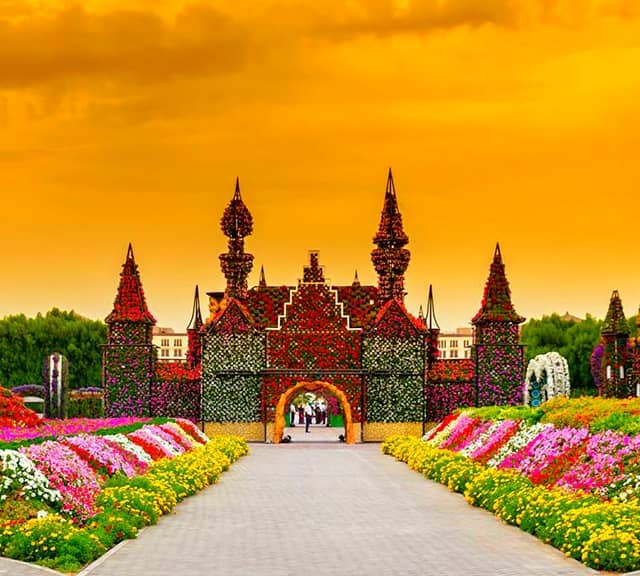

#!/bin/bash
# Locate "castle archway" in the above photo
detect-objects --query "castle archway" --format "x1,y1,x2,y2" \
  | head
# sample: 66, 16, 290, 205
273, 381, 355, 444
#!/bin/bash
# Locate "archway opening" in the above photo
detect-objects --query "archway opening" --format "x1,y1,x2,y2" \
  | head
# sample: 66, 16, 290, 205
273, 381, 355, 444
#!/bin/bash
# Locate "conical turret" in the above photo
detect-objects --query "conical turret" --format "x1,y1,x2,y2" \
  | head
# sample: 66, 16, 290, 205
602, 290, 629, 335
106, 243, 156, 324
371, 169, 410, 304
472, 243, 524, 325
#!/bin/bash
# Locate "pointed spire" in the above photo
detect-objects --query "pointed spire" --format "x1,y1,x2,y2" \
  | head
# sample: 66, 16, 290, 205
352, 269, 360, 287
373, 168, 408, 248
418, 305, 425, 321
425, 284, 440, 330
494, 242, 502, 262
259, 265, 267, 289
602, 290, 629, 335
472, 244, 524, 325
371, 169, 410, 304
221, 177, 253, 239
187, 285, 203, 331
386, 167, 396, 196
219, 178, 254, 300
106, 244, 156, 324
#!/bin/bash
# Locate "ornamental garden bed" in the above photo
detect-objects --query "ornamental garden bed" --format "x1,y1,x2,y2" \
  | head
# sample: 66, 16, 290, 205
383, 397, 640, 573
0, 409, 248, 573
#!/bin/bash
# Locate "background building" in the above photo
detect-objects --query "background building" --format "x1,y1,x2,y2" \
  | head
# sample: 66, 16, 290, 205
152, 327, 187, 362
437, 328, 473, 360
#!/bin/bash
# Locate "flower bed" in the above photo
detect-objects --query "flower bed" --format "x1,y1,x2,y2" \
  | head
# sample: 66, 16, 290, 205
0, 417, 248, 572
383, 435, 640, 572
385, 397, 640, 571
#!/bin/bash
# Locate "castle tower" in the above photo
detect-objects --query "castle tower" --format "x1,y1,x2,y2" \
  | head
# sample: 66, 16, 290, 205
633, 306, 640, 397
220, 178, 254, 300
186, 285, 203, 368
371, 169, 410, 304
472, 243, 525, 406
600, 290, 631, 397
103, 243, 156, 417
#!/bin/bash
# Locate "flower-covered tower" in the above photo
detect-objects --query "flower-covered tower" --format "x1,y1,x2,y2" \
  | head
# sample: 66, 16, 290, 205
472, 243, 525, 406
633, 307, 640, 397
220, 178, 254, 300
186, 285, 203, 368
600, 290, 632, 397
103, 243, 156, 417
371, 169, 410, 305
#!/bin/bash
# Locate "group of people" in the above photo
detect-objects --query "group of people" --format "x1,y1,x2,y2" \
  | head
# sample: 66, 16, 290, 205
290, 403, 328, 433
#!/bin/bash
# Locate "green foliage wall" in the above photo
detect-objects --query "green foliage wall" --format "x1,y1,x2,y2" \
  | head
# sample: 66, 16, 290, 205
202, 375, 261, 422
365, 374, 423, 422
0, 309, 106, 388
362, 333, 424, 422
520, 314, 602, 389
362, 335, 423, 372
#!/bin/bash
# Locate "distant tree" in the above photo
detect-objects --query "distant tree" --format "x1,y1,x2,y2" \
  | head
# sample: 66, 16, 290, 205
521, 314, 602, 390
0, 309, 106, 389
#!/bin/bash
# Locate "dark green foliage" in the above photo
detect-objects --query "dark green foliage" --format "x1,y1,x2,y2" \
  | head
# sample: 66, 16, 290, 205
520, 313, 602, 389
66, 395, 104, 418
0, 309, 106, 389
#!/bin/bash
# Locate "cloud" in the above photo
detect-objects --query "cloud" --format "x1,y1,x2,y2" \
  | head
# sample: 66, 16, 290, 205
279, 0, 640, 40
0, 3, 247, 87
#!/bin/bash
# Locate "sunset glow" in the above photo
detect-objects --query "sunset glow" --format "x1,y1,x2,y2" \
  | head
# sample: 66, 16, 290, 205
2, 0, 639, 329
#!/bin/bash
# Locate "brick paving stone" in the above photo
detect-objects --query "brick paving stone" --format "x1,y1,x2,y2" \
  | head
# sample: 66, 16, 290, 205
77, 444, 599, 576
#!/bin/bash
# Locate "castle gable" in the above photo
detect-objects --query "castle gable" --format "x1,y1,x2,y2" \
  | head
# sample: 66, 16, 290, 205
207, 298, 255, 334
371, 299, 422, 339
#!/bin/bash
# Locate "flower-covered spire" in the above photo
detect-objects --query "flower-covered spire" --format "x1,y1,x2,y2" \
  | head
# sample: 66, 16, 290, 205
219, 178, 254, 300
371, 168, 410, 304
106, 243, 156, 324
221, 177, 253, 239
373, 168, 409, 248
472, 243, 524, 325
602, 290, 629, 335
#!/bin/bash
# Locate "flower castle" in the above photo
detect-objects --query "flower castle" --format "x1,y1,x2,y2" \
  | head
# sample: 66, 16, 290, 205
103, 171, 526, 442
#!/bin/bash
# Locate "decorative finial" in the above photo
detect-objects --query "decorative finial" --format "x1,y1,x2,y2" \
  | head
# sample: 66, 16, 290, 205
494, 242, 502, 261
352, 269, 360, 286
426, 284, 440, 330
187, 285, 203, 330
259, 265, 267, 289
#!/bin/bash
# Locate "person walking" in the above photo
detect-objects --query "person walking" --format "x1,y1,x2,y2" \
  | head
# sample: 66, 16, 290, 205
289, 403, 296, 427
304, 403, 313, 433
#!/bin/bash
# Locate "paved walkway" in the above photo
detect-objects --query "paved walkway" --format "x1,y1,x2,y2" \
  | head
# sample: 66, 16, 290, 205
283, 423, 344, 442
75, 444, 597, 576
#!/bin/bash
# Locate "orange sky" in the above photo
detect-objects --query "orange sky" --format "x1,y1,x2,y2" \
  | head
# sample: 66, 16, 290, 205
2, 0, 640, 330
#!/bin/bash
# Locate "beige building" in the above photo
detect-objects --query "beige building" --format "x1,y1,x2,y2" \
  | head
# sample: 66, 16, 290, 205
437, 327, 473, 360
152, 327, 188, 362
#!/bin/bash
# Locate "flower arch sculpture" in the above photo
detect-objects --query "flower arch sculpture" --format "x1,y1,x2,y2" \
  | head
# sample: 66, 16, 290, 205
273, 381, 355, 444
524, 351, 571, 407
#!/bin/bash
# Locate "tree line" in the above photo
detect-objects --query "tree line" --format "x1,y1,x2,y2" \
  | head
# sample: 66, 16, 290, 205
0, 307, 628, 394
0, 309, 106, 389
